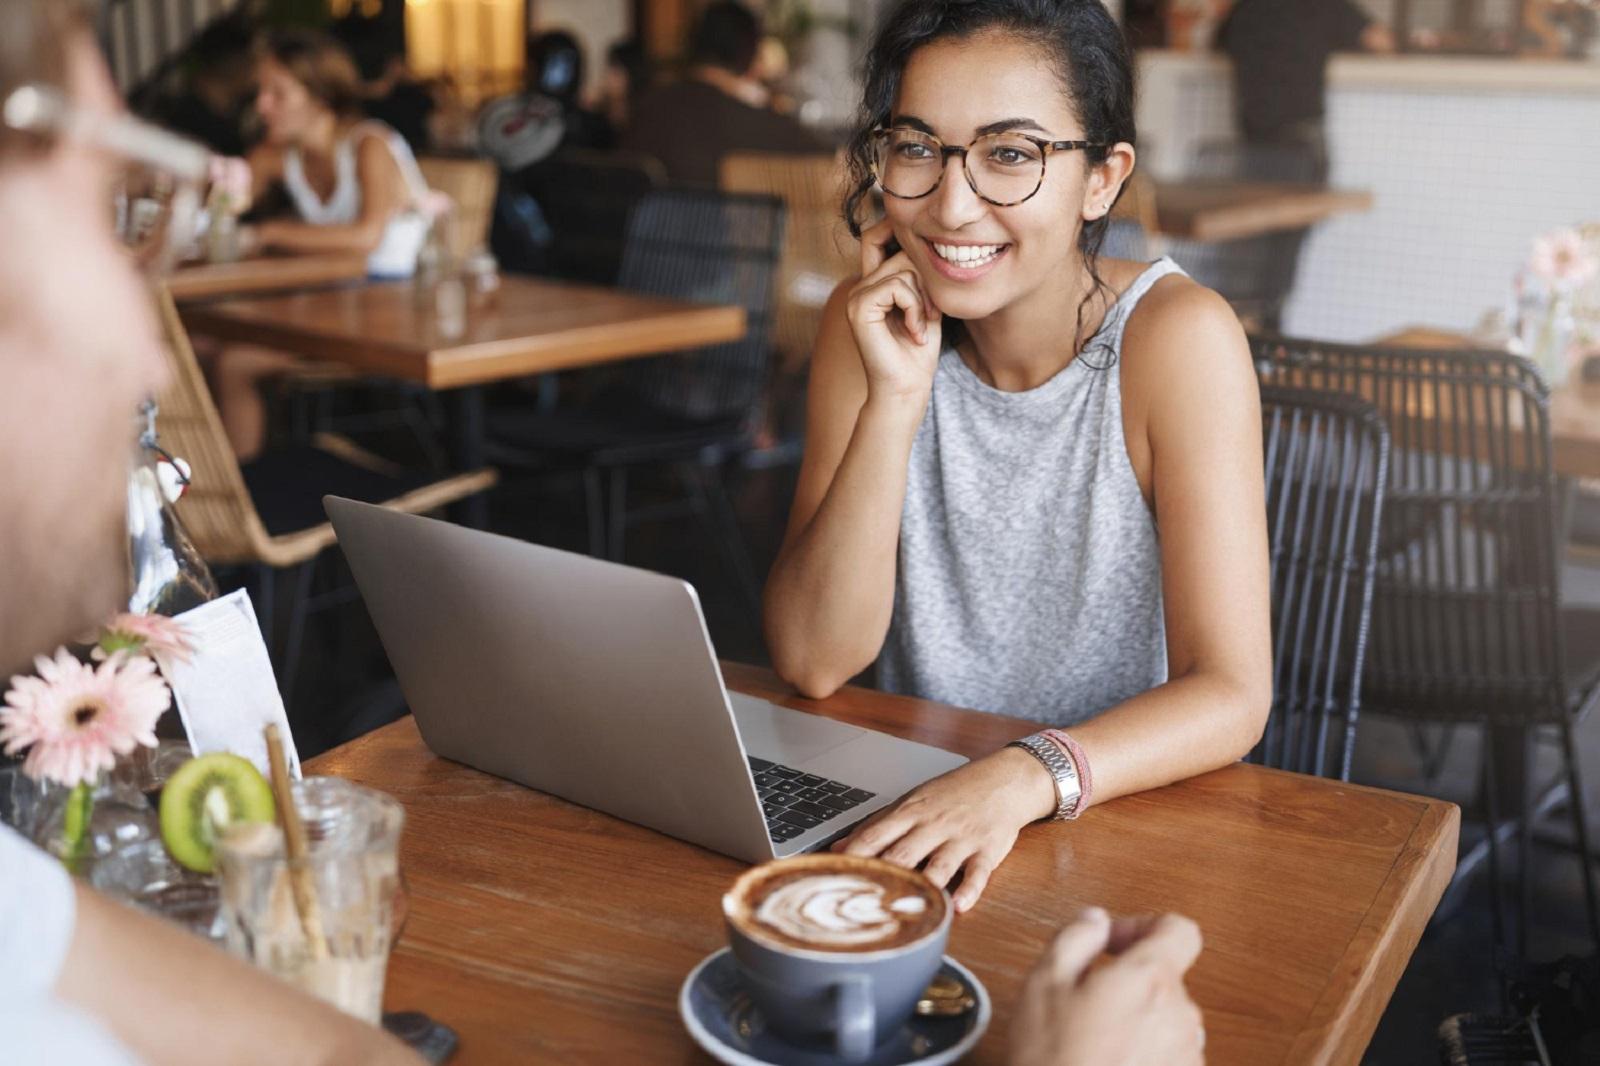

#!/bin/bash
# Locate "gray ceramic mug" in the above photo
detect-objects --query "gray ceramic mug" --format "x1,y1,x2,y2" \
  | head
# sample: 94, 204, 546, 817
722, 855, 952, 1062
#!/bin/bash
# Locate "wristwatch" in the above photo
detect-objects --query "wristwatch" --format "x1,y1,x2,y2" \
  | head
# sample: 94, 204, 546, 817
1007, 733, 1083, 821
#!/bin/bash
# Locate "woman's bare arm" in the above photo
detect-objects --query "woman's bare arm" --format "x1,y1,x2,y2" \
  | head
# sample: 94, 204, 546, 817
254, 134, 407, 256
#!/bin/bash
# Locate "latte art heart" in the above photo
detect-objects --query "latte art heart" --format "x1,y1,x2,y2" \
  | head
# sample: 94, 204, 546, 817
754, 874, 930, 948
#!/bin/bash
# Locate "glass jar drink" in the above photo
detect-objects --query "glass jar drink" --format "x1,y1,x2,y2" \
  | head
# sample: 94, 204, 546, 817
216, 777, 405, 1023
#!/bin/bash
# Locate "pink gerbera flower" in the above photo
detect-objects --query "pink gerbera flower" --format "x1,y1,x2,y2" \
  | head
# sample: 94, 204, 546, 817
94, 612, 194, 663
1530, 228, 1600, 291
0, 649, 169, 788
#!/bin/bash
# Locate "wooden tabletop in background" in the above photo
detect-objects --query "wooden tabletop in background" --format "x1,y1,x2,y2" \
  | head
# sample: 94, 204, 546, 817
308, 662, 1458, 1065
1377, 325, 1600, 479
1117, 178, 1375, 242
179, 276, 748, 390
166, 254, 369, 302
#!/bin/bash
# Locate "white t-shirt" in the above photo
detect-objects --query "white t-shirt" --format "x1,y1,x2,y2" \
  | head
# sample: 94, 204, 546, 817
0, 824, 143, 1065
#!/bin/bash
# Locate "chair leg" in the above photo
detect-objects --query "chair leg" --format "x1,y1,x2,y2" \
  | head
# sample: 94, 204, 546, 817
1516, 728, 1533, 962
694, 461, 763, 622
584, 467, 606, 559
252, 564, 275, 651
278, 559, 317, 705
1558, 716, 1600, 951
607, 466, 628, 561
1481, 730, 1510, 970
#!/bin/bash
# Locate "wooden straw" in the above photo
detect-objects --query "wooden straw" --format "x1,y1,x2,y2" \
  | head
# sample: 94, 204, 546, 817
264, 724, 329, 960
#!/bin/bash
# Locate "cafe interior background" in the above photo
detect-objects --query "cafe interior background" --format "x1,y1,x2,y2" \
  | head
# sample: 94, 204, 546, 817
13, 0, 1600, 1061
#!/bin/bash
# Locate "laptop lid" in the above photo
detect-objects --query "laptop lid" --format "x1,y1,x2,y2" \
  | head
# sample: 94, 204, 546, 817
324, 496, 775, 862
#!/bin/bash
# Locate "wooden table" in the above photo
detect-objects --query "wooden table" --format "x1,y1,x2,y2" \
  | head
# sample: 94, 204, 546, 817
179, 276, 747, 391
1118, 178, 1375, 241
308, 663, 1459, 1065
182, 276, 747, 525
1377, 325, 1600, 479
166, 254, 369, 301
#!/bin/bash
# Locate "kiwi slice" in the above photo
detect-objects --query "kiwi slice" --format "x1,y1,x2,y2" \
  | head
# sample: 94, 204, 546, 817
159, 753, 276, 873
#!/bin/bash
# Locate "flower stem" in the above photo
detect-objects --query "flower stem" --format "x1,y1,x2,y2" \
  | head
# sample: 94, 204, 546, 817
62, 781, 94, 874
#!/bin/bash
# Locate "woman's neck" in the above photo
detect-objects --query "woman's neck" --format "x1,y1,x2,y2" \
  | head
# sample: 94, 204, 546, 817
959, 257, 1114, 393
294, 112, 343, 160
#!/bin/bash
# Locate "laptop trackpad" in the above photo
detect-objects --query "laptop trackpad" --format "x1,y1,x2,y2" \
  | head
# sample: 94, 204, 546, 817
730, 692, 867, 765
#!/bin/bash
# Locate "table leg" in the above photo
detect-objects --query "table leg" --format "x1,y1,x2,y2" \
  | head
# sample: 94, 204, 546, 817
451, 386, 489, 529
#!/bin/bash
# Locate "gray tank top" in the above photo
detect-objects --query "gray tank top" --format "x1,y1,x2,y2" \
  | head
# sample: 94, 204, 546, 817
876, 257, 1184, 725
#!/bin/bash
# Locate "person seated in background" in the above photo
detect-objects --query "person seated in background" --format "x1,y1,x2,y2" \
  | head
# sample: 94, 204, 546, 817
201, 29, 435, 461
622, 0, 824, 187
526, 29, 614, 151
148, 14, 256, 157
0, 4, 425, 1062
592, 37, 649, 141
1216, 0, 1395, 182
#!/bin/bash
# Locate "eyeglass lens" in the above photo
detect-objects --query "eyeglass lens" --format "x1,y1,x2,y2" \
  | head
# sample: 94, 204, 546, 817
874, 129, 1047, 206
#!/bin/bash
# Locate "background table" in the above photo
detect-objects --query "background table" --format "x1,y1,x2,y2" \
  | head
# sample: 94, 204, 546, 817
1117, 178, 1375, 241
167, 254, 369, 302
1377, 325, 1600, 479
182, 276, 747, 525
179, 276, 747, 390
308, 663, 1459, 1065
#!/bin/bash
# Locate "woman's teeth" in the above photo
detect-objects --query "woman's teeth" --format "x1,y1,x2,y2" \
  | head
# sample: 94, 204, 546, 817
932, 242, 1006, 268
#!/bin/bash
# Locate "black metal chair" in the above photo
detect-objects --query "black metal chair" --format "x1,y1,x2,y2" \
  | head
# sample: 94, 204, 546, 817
1436, 1014, 1544, 1065
1166, 141, 1321, 332
487, 188, 786, 614
1256, 387, 1389, 780
1255, 335, 1600, 957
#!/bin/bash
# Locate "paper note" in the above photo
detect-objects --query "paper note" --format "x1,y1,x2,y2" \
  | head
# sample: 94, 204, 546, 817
157, 590, 301, 780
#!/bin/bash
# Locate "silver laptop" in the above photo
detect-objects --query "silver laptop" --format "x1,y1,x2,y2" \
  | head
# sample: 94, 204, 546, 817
325, 497, 967, 863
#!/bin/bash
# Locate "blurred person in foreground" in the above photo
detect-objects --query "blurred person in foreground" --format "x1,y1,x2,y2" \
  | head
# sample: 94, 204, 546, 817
622, 0, 823, 186
0, 3, 422, 1062
1216, 0, 1394, 181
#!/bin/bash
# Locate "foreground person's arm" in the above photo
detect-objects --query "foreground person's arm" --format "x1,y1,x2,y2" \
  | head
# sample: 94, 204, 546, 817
1011, 909, 1205, 1066
56, 877, 422, 1066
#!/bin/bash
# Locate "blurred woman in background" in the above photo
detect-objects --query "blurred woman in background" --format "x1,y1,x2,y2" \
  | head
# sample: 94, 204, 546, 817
206, 29, 434, 460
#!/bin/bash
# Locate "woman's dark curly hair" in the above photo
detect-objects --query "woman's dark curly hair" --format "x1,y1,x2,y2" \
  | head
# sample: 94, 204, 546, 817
842, 0, 1136, 355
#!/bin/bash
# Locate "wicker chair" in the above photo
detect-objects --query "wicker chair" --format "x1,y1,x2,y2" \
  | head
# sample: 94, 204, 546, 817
719, 152, 854, 373
416, 156, 497, 261
153, 286, 496, 696
1255, 335, 1600, 956
1257, 387, 1389, 780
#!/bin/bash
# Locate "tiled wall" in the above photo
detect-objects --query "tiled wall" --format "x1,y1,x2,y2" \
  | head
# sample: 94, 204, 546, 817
1136, 53, 1600, 342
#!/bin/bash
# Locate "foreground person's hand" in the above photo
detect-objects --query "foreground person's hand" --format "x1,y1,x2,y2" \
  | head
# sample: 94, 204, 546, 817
832, 746, 1054, 911
1010, 909, 1206, 1066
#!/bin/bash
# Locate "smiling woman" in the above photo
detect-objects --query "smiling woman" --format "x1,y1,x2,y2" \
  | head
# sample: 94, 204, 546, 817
763, 0, 1272, 912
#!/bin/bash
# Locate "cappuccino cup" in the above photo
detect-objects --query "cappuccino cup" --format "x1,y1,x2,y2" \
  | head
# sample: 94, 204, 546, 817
722, 854, 951, 1061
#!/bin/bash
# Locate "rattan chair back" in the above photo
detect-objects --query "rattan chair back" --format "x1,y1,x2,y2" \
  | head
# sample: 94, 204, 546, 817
149, 285, 277, 565
719, 152, 854, 372
1255, 336, 1566, 725
1257, 387, 1389, 779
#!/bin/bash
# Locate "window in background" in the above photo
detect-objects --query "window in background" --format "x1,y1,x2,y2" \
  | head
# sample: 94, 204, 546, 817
404, 0, 524, 105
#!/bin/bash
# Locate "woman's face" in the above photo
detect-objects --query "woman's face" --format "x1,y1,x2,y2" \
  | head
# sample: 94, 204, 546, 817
254, 56, 325, 146
883, 31, 1119, 323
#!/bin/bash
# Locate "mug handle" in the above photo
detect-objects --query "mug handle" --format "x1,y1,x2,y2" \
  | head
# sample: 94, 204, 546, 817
833, 974, 875, 1062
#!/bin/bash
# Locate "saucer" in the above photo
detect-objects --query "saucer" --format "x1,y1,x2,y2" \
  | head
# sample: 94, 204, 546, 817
679, 948, 990, 1066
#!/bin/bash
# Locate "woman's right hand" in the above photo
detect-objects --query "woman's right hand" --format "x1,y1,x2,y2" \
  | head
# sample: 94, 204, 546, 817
846, 219, 943, 407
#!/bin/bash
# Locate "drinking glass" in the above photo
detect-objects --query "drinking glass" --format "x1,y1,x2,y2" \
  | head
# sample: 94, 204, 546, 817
216, 777, 405, 1024
91, 838, 224, 944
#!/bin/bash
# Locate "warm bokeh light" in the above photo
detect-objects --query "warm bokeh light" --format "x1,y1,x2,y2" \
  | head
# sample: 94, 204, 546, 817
405, 0, 524, 105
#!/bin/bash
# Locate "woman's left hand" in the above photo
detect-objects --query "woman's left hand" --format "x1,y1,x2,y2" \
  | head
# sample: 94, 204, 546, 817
832, 747, 1057, 912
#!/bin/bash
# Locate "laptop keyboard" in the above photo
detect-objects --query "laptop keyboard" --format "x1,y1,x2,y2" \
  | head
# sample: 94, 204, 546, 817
748, 756, 877, 844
